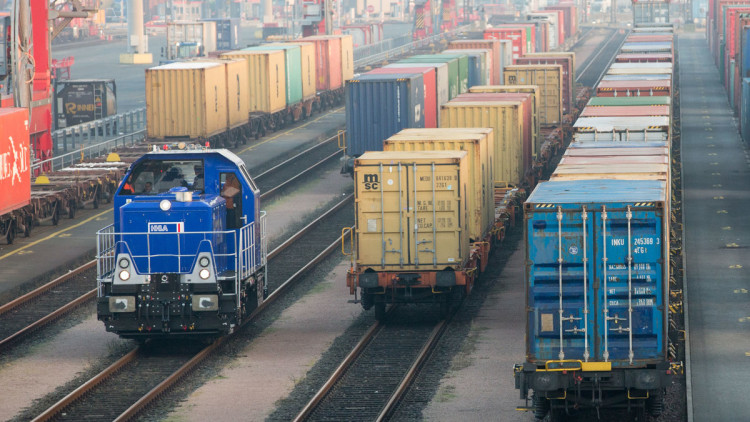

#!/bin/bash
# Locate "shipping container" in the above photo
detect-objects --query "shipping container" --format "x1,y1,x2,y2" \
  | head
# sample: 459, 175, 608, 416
516, 53, 574, 113
601, 74, 672, 81
580, 105, 671, 117
527, 12, 559, 49
340, 35, 355, 82
443, 48, 491, 87
550, 163, 670, 181
165, 21, 217, 60
441, 101, 525, 184
453, 92, 534, 169
573, 116, 670, 142
449, 39, 505, 84
345, 73, 425, 157
383, 128, 495, 241
484, 27, 527, 60
282, 42, 316, 100
204, 58, 251, 129
563, 146, 670, 157
0, 108, 31, 216
54, 79, 117, 129
626, 34, 674, 42
587, 96, 671, 106
301, 35, 343, 91
544, 4, 577, 40
244, 44, 303, 105
607, 62, 673, 74
200, 18, 240, 50
742, 78, 750, 142
620, 42, 673, 54
354, 151, 471, 271
220, 50, 286, 113
386, 63, 450, 120
368, 67, 438, 128
524, 179, 668, 365
596, 80, 671, 97
616, 53, 673, 63
469, 85, 541, 153
146, 61, 228, 140
435, 54, 470, 94
400, 55, 461, 99
558, 154, 669, 165
504, 64, 563, 125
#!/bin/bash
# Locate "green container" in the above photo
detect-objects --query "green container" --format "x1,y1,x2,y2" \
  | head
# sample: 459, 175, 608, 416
435, 54, 470, 94
587, 96, 671, 106
244, 44, 303, 106
401, 55, 461, 99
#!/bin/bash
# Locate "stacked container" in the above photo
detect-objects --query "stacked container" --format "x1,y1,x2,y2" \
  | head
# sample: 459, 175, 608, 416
504, 64, 564, 125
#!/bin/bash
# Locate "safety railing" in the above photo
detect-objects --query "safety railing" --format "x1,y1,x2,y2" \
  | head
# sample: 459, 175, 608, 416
52, 107, 146, 154
35, 129, 145, 173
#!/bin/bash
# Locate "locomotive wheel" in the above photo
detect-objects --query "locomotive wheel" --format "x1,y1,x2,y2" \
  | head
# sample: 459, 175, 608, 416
374, 302, 386, 321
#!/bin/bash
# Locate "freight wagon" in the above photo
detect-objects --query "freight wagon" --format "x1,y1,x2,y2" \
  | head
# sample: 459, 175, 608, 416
514, 24, 679, 421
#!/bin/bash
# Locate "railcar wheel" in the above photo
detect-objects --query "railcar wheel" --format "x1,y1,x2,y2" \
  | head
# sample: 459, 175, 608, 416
6, 223, 16, 245
374, 302, 386, 321
24, 217, 32, 237
646, 392, 664, 417
68, 201, 76, 219
52, 204, 60, 226
532, 393, 549, 420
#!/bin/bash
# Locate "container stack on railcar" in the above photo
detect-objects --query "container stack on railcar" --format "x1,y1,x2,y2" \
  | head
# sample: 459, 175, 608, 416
343, 8, 585, 317
706, 0, 750, 140
514, 24, 683, 421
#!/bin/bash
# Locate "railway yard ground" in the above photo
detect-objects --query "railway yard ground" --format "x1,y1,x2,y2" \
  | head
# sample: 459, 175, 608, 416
0, 25, 726, 422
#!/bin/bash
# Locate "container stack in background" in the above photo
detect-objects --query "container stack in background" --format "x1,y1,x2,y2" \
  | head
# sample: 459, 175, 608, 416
706, 0, 750, 141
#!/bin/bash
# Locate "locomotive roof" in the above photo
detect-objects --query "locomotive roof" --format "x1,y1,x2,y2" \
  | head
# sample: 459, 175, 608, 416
138, 148, 245, 167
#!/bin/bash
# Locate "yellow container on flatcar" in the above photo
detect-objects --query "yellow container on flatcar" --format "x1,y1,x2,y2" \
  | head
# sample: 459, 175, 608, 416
146, 61, 228, 140
503, 65, 563, 125
383, 128, 494, 242
440, 101, 524, 185
220, 50, 287, 114
197, 58, 252, 130
339, 34, 354, 82
354, 151, 471, 271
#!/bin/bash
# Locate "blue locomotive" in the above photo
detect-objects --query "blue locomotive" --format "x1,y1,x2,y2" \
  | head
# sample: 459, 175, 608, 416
96, 146, 266, 339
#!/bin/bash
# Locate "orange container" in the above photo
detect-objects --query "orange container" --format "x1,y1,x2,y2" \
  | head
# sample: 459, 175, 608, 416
0, 108, 31, 215
301, 35, 343, 91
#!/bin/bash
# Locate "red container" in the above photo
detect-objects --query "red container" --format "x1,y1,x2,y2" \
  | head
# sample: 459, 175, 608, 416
367, 67, 437, 128
484, 27, 527, 60
544, 4, 576, 40
580, 105, 671, 117
453, 92, 535, 174
0, 108, 31, 216
450, 40, 502, 84
626, 35, 674, 42
302, 35, 343, 91
596, 80, 671, 97
616, 53, 673, 63
516, 55, 573, 113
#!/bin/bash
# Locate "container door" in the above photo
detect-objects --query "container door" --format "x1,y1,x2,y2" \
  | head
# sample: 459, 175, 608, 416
593, 206, 664, 364
527, 206, 595, 362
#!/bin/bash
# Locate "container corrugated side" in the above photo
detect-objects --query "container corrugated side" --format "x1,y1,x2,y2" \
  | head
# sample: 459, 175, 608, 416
354, 151, 471, 271
301, 36, 342, 91
0, 108, 30, 215
386, 63, 449, 125
146, 61, 228, 139
444, 49, 490, 87
504, 65, 563, 125
219, 58, 251, 129
383, 128, 495, 241
449, 40, 502, 84
524, 179, 668, 366
469, 85, 541, 155
580, 105, 671, 117
573, 116, 670, 142
345, 74, 425, 156
220, 50, 286, 113
517, 53, 574, 114
400, 56, 460, 99
339, 34, 355, 81
550, 163, 670, 181
587, 96, 671, 106
368, 67, 437, 128
244, 44, 303, 105
284, 42, 316, 99
441, 101, 524, 185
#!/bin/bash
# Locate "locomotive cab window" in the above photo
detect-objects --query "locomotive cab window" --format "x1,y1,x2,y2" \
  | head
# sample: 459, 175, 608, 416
221, 172, 242, 229
120, 159, 204, 195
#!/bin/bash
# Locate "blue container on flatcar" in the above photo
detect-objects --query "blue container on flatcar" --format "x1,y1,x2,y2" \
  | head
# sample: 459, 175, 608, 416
345, 73, 425, 157
742, 78, 750, 142
524, 179, 668, 367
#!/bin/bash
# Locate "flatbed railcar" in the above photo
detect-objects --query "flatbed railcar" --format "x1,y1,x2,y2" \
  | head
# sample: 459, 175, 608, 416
514, 24, 680, 421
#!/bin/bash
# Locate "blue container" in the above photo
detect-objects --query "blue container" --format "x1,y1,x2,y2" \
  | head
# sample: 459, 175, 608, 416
742, 78, 750, 142
743, 28, 750, 78
202, 18, 240, 50
720, 40, 726, 84
458, 51, 483, 88
345, 73, 425, 157
524, 179, 668, 367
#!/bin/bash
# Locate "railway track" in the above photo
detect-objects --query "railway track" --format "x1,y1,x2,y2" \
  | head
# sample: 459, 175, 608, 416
0, 141, 348, 353
292, 308, 450, 422
30, 195, 354, 422
575, 27, 629, 87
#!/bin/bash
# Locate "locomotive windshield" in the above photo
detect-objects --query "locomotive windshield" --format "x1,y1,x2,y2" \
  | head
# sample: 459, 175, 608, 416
121, 159, 204, 195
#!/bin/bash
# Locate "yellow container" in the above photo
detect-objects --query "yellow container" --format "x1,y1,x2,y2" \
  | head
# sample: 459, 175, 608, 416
198, 58, 251, 130
354, 151, 471, 271
285, 42, 316, 99
468, 84, 541, 156
383, 128, 494, 242
503, 65, 563, 126
440, 101, 524, 185
146, 61, 228, 140
220, 50, 286, 114
339, 34, 355, 82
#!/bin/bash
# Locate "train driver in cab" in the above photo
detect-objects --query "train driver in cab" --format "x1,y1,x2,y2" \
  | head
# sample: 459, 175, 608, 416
221, 173, 242, 229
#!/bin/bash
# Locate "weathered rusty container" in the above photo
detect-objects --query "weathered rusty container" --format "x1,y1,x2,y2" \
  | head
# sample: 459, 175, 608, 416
503, 64, 563, 125
353, 150, 471, 271
146, 61, 228, 140
383, 128, 495, 241
441, 100, 524, 184
0, 108, 30, 216
220, 49, 286, 113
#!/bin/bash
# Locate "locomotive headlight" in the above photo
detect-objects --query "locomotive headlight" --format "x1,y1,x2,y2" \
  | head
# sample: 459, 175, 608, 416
159, 199, 172, 211
199, 269, 211, 280
118, 258, 130, 269
199, 257, 210, 268
119, 270, 131, 281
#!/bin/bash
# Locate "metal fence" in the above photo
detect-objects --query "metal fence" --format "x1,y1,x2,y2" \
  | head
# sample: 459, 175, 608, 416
52, 108, 146, 155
